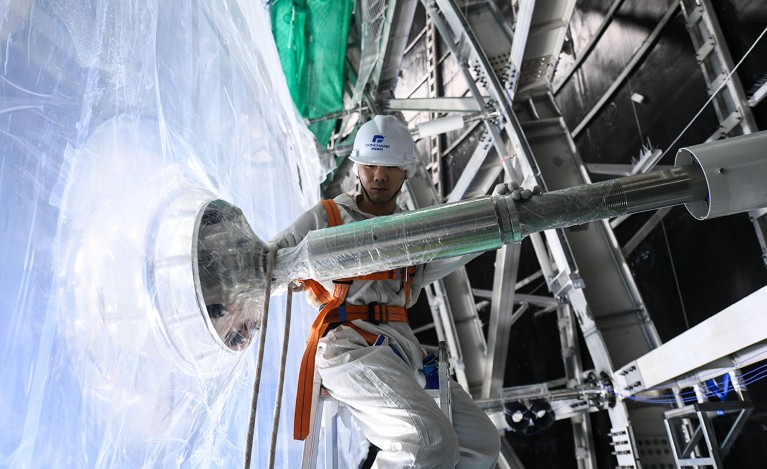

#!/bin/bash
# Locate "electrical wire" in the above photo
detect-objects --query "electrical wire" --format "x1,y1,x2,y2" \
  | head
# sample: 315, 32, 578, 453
660, 218, 690, 330
615, 360, 767, 405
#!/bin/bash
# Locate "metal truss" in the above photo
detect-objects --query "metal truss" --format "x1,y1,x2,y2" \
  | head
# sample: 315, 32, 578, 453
664, 401, 753, 468
679, 0, 767, 270
420, 1, 614, 467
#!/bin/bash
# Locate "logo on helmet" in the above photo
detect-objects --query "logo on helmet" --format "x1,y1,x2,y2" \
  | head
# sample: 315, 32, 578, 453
366, 134, 390, 151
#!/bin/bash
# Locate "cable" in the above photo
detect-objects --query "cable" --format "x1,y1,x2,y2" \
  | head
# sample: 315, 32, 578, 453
617, 361, 767, 405
244, 245, 278, 469
652, 25, 767, 171
660, 218, 689, 330
267, 283, 295, 469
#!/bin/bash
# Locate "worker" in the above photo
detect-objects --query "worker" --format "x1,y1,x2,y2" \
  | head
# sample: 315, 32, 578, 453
273, 115, 531, 468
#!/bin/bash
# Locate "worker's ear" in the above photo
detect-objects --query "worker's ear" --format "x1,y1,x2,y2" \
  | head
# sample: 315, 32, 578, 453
351, 163, 359, 176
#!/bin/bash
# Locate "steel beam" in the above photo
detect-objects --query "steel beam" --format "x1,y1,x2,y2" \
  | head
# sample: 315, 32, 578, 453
571, 3, 680, 138
748, 77, 767, 107
620, 207, 673, 257
373, 0, 419, 98
552, 0, 626, 95
482, 244, 522, 398
386, 97, 487, 112
615, 285, 767, 393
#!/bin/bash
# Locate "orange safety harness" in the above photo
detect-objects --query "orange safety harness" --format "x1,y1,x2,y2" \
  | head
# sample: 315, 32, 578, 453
293, 199, 416, 440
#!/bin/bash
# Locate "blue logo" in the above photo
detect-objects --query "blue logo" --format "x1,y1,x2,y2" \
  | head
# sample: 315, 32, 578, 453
372, 135, 384, 143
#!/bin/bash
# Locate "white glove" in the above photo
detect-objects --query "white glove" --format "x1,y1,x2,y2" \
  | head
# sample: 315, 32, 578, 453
304, 288, 324, 309
493, 181, 542, 200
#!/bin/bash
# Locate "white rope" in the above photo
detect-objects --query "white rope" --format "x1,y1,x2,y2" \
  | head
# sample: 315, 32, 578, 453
652, 26, 767, 171
268, 282, 295, 468
244, 245, 278, 469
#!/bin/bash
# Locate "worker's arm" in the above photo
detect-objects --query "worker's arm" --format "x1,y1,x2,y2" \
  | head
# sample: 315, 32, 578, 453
419, 252, 482, 286
270, 202, 329, 248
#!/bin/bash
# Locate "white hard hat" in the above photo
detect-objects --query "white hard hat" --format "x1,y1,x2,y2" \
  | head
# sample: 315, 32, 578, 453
350, 115, 416, 177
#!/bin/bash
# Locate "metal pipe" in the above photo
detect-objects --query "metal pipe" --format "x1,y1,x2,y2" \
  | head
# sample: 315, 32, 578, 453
271, 164, 708, 286
196, 132, 767, 351
511, 165, 708, 238
474, 386, 607, 411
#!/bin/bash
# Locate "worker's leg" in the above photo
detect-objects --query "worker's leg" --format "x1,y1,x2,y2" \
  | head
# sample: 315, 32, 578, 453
450, 383, 501, 468
317, 325, 459, 469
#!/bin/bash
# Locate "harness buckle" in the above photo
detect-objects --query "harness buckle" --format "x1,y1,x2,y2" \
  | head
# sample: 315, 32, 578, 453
367, 303, 383, 324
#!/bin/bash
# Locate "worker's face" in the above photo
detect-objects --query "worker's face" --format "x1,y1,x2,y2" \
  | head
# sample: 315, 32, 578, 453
358, 164, 407, 204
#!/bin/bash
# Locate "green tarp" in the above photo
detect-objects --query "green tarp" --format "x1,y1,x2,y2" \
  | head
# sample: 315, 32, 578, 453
271, 0, 354, 146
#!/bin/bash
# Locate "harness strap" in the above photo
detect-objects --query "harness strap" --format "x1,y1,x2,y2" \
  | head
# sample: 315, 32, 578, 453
293, 299, 408, 440
297, 200, 345, 304
320, 199, 343, 227
293, 199, 414, 441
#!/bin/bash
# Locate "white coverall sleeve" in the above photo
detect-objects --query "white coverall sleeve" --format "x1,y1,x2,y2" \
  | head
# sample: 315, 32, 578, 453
406, 252, 483, 308
420, 252, 482, 286
270, 203, 329, 248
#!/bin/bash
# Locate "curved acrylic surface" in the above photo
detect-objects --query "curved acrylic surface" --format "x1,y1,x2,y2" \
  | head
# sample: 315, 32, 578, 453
0, 1, 338, 467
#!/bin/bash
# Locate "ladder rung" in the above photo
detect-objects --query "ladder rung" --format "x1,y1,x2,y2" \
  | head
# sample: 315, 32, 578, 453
685, 5, 704, 29
696, 39, 715, 62
709, 72, 728, 94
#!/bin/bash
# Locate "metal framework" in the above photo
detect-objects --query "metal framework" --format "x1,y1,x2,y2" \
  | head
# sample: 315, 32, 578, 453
679, 0, 767, 270
310, 0, 765, 467
665, 401, 754, 468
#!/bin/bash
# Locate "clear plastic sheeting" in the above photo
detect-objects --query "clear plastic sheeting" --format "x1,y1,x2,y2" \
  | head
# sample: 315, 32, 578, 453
1, 1, 327, 467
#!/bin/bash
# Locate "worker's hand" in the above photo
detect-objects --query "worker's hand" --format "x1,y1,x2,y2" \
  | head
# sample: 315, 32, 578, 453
493, 181, 542, 200
304, 287, 324, 309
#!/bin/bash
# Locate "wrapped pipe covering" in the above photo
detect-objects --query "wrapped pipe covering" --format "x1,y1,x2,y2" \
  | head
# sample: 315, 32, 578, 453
0, 1, 349, 467
272, 197, 505, 286
272, 165, 708, 286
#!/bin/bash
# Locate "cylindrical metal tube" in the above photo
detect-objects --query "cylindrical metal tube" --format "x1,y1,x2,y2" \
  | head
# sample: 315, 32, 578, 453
273, 197, 505, 284
416, 115, 465, 139
498, 165, 709, 238
675, 131, 767, 219
272, 165, 708, 286
474, 386, 607, 411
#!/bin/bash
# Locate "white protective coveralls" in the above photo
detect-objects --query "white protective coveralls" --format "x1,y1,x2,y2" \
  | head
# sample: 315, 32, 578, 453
273, 192, 501, 468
